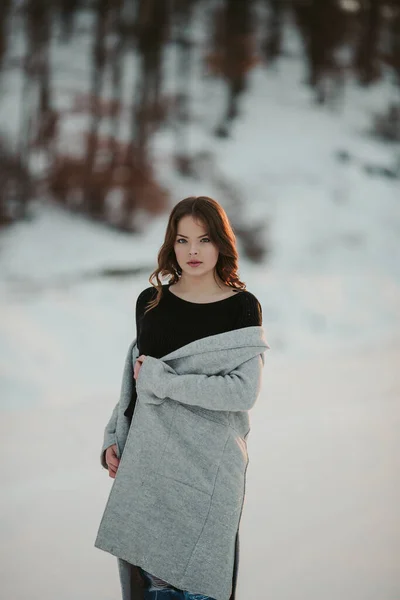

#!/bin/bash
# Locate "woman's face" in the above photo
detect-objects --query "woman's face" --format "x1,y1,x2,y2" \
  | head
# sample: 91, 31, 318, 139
174, 215, 219, 278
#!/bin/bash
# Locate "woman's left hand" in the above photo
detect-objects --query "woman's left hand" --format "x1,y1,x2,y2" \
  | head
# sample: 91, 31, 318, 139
134, 354, 147, 380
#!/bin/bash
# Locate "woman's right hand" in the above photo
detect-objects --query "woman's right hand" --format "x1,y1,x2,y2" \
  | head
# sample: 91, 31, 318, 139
134, 355, 147, 380
105, 444, 120, 478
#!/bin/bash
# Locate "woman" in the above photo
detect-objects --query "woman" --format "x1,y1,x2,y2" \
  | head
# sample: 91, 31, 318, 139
95, 196, 269, 600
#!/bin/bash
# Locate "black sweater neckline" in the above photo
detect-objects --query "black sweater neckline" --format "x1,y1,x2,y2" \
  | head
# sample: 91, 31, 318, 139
165, 283, 243, 306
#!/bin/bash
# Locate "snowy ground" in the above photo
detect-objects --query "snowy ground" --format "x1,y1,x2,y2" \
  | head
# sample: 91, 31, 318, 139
1, 328, 399, 600
1, 17, 400, 600
1, 200, 399, 600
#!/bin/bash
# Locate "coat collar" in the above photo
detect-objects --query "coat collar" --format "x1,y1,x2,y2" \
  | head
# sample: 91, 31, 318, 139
131, 325, 270, 363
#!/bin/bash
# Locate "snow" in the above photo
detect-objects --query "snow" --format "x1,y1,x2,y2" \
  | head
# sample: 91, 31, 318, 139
1, 26, 400, 600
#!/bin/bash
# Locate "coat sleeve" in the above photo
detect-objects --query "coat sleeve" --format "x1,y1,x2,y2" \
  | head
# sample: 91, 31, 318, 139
100, 336, 139, 469
136, 353, 265, 412
100, 404, 119, 469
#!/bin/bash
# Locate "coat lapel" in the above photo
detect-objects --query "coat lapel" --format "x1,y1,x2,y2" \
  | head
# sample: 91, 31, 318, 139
131, 325, 269, 363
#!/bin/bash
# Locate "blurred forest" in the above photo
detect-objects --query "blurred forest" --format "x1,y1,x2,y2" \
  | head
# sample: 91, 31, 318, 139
0, 0, 399, 233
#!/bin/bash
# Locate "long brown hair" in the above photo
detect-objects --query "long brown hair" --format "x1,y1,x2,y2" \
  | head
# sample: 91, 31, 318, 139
143, 196, 246, 314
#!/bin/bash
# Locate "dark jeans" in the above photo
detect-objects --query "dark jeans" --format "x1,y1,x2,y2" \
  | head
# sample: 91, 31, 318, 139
138, 567, 216, 600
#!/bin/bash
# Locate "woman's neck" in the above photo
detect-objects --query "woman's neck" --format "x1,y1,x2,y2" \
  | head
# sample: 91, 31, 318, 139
169, 277, 234, 301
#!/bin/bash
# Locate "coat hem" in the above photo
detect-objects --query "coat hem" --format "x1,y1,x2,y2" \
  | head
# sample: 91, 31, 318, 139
94, 534, 238, 600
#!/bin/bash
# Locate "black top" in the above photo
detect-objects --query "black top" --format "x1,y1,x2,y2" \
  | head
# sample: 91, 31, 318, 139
123, 283, 263, 420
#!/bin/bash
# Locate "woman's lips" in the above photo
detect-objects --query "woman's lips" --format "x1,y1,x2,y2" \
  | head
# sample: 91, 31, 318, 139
187, 261, 202, 267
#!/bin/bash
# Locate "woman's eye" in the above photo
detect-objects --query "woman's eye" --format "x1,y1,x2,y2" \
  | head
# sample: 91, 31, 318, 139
176, 238, 210, 243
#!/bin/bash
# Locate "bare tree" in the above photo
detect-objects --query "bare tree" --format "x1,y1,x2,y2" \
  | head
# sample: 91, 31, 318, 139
130, 0, 169, 167
211, 0, 257, 137
293, 0, 348, 105
108, 0, 125, 168
392, 2, 400, 87
355, 0, 382, 85
19, 0, 53, 167
373, 1, 400, 143
84, 0, 109, 217
0, 139, 33, 226
58, 0, 79, 42
172, 0, 196, 174
0, 0, 11, 68
263, 0, 285, 62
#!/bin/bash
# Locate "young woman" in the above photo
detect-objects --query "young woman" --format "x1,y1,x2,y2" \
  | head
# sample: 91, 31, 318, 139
95, 196, 269, 600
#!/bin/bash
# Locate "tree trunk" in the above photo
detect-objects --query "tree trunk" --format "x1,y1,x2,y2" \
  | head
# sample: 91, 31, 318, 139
263, 0, 284, 62
59, 0, 79, 42
0, 0, 11, 67
355, 0, 382, 85
215, 0, 254, 137
174, 0, 193, 170
85, 0, 109, 216
110, 0, 125, 169
131, 0, 168, 168
19, 0, 52, 167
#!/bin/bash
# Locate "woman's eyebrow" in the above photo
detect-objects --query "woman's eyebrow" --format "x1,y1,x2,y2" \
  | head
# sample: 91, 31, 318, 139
176, 233, 209, 238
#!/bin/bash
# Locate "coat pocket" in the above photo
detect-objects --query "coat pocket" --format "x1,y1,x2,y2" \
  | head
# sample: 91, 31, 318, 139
154, 404, 230, 495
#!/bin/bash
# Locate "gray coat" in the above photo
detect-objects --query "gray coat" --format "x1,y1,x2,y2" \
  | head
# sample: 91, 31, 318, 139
94, 326, 269, 600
